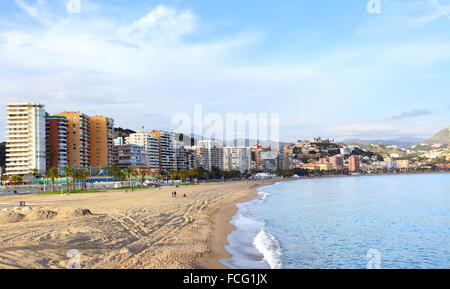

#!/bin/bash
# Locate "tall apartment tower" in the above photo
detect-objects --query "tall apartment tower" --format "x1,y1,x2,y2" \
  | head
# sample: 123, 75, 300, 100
46, 115, 68, 170
197, 140, 223, 171
55, 112, 90, 168
5, 103, 46, 176
149, 130, 175, 172
126, 129, 159, 170
349, 155, 360, 172
89, 116, 114, 167
223, 146, 251, 173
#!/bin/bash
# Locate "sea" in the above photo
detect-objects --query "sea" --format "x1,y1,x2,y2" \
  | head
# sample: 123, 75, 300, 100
220, 174, 450, 269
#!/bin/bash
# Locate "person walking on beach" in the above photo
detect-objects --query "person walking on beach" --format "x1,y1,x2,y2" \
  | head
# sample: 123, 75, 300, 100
173, 191, 177, 198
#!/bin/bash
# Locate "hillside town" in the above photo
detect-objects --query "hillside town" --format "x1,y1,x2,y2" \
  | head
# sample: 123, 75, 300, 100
1, 103, 449, 186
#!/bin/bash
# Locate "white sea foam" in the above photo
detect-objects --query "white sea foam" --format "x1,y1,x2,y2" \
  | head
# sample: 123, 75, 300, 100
258, 191, 268, 201
253, 230, 283, 269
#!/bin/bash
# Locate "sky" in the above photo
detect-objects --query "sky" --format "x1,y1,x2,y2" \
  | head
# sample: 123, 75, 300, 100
0, 0, 449, 142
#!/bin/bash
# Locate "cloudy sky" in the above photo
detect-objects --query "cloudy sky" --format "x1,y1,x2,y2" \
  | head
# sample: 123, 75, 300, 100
0, 0, 449, 142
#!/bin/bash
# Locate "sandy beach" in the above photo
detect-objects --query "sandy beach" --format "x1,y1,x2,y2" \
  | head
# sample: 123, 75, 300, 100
0, 180, 276, 269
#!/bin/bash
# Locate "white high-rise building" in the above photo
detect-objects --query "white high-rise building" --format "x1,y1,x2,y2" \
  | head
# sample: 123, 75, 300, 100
223, 147, 251, 173
5, 103, 46, 176
125, 129, 159, 170
197, 140, 223, 171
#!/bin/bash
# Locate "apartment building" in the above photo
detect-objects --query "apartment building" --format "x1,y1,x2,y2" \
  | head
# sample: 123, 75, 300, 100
5, 103, 46, 176
46, 115, 68, 170
190, 146, 209, 170
349, 155, 360, 172
89, 116, 114, 167
197, 140, 223, 171
149, 130, 175, 172
55, 112, 90, 167
115, 144, 145, 169
223, 146, 251, 173
126, 129, 159, 170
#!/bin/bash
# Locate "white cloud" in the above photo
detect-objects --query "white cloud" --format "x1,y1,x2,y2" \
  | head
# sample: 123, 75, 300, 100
119, 5, 197, 43
1, 1, 449, 141
330, 122, 434, 139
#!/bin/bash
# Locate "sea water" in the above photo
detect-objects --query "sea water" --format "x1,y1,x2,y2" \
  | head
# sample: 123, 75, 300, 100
221, 174, 450, 269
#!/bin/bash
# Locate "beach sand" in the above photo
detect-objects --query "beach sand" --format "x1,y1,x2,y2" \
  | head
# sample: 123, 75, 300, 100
0, 180, 275, 269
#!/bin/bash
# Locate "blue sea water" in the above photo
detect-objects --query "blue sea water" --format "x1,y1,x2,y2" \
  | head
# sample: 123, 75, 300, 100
221, 174, 450, 269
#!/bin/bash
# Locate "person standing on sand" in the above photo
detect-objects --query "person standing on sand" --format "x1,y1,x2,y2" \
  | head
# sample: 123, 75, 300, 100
174, 191, 177, 198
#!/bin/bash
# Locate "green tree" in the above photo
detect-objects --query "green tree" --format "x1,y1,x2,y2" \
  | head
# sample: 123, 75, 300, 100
10, 175, 23, 185
119, 170, 127, 186
125, 166, 135, 188
140, 170, 146, 184
78, 169, 90, 190
63, 166, 74, 192
45, 167, 60, 193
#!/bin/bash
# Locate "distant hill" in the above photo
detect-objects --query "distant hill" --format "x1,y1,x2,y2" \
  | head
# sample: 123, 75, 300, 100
421, 126, 450, 145
114, 127, 136, 139
341, 137, 424, 148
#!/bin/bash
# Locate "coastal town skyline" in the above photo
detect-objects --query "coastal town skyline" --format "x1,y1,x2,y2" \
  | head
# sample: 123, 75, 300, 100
1, 0, 449, 142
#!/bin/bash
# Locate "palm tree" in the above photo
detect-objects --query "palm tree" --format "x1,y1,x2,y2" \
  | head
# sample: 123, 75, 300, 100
78, 169, 90, 190
119, 170, 127, 187
63, 166, 74, 192
110, 164, 121, 186
140, 170, 146, 185
45, 167, 60, 193
168, 169, 177, 184
10, 175, 23, 185
125, 166, 135, 188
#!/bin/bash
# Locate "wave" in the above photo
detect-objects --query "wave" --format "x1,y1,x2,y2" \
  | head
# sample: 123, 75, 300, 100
258, 191, 268, 202
253, 230, 283, 269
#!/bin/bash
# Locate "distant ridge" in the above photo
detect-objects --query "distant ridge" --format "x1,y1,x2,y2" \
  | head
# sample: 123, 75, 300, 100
341, 137, 424, 148
420, 126, 450, 145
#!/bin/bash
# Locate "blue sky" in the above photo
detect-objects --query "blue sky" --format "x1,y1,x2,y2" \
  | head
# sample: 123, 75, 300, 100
0, 0, 449, 142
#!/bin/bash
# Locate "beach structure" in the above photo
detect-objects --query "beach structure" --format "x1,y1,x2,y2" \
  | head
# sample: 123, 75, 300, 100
55, 112, 91, 167
45, 115, 68, 170
89, 116, 114, 167
126, 129, 159, 170
5, 103, 47, 176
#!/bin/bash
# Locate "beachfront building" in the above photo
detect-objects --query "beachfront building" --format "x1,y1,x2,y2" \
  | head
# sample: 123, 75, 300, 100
55, 112, 90, 168
197, 140, 223, 171
190, 146, 209, 170
223, 146, 251, 173
5, 103, 47, 176
113, 137, 124, 146
45, 115, 68, 170
149, 130, 175, 172
329, 155, 344, 169
282, 146, 294, 170
126, 129, 159, 170
395, 160, 410, 171
349, 155, 360, 172
89, 116, 114, 167
174, 141, 191, 171
115, 144, 145, 169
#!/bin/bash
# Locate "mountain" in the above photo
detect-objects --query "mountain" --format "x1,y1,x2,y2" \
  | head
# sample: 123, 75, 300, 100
421, 126, 450, 145
341, 137, 424, 148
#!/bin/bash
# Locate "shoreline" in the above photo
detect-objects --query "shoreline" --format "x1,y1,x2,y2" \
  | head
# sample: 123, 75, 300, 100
196, 183, 260, 269
196, 179, 287, 269
0, 172, 448, 268
196, 171, 450, 269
